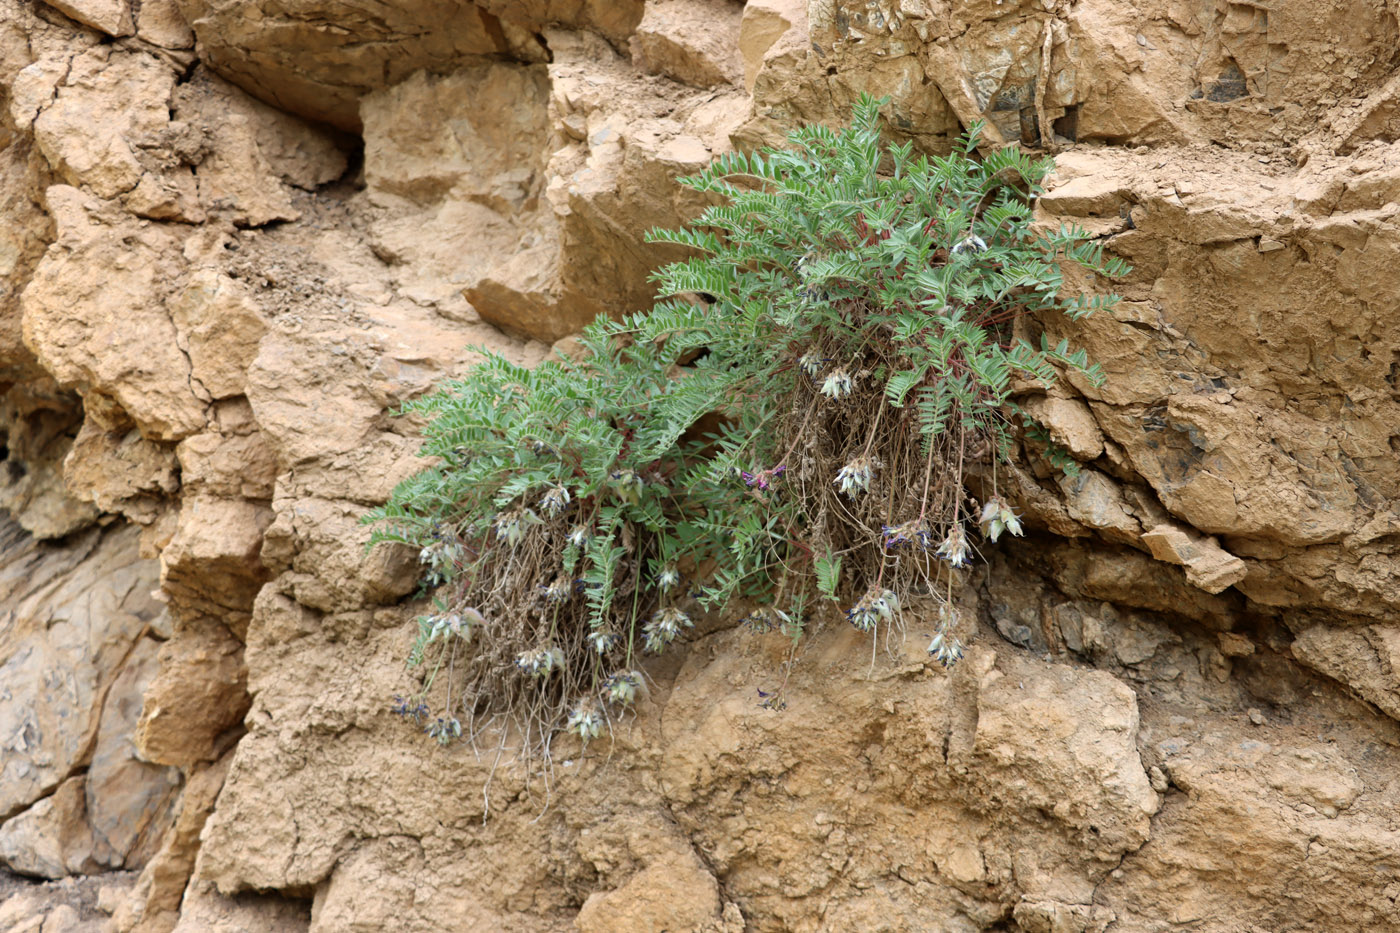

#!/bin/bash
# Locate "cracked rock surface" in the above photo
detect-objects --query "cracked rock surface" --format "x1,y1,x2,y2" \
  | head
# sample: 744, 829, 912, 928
2, 0, 1400, 931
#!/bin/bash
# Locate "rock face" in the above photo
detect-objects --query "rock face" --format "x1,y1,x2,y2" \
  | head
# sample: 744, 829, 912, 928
3, 0, 1400, 931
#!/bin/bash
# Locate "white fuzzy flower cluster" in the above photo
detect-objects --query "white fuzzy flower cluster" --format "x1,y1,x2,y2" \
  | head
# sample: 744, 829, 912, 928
834, 456, 876, 497
657, 566, 682, 592
819, 367, 855, 399
515, 646, 564, 678
587, 630, 620, 654
846, 588, 899, 632
603, 672, 641, 706
935, 525, 971, 568
493, 508, 542, 547
539, 484, 571, 516
978, 496, 1024, 543
566, 706, 604, 741
540, 576, 572, 604
644, 607, 693, 653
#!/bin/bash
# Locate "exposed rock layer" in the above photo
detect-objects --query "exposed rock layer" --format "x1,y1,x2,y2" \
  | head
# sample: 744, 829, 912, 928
1, 0, 1399, 931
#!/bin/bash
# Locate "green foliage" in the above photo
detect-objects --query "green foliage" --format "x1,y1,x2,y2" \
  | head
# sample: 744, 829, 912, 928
367, 94, 1127, 757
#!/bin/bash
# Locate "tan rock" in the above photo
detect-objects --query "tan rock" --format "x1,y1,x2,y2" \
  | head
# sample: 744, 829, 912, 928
0, 381, 98, 539
43, 0, 133, 38
172, 0, 515, 130
575, 850, 723, 933
738, 0, 806, 94
135, 0, 193, 49
167, 271, 267, 400
1025, 396, 1104, 461
85, 638, 182, 871
0, 776, 95, 879
1140, 523, 1247, 594
173, 68, 346, 226
63, 419, 180, 526
0, 520, 159, 820
631, 0, 744, 89
21, 187, 208, 440
110, 756, 230, 933
135, 625, 248, 768
159, 495, 272, 629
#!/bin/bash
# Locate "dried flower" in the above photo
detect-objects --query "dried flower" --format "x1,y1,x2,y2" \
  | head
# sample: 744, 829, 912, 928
540, 575, 572, 604
566, 525, 590, 549
798, 352, 824, 378
819, 367, 855, 399
978, 495, 1024, 543
657, 566, 682, 592
834, 456, 876, 497
952, 234, 988, 255
935, 524, 971, 568
741, 606, 792, 633
644, 607, 693, 653
881, 518, 932, 550
586, 630, 620, 654
928, 604, 965, 668
493, 508, 542, 547
425, 716, 462, 745
566, 706, 604, 741
539, 485, 571, 516
926, 631, 965, 668
603, 672, 640, 706
846, 587, 896, 632
516, 646, 564, 678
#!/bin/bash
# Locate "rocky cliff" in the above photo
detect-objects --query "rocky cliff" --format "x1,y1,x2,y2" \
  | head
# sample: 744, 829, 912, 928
1, 1, 1399, 931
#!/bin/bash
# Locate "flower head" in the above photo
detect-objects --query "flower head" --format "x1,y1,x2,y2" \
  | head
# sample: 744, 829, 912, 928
493, 508, 542, 547
952, 234, 988, 255
881, 518, 933, 550
978, 495, 1024, 543
515, 646, 564, 678
608, 469, 645, 505
926, 632, 966, 668
798, 352, 824, 378
846, 588, 897, 632
566, 705, 604, 741
834, 456, 876, 497
539, 484, 571, 516
540, 575, 572, 604
643, 607, 693, 653
935, 524, 971, 568
587, 630, 620, 655
741, 464, 786, 490
928, 604, 965, 668
603, 672, 641, 706
819, 368, 855, 399
566, 525, 590, 549
740, 606, 792, 634
657, 566, 682, 592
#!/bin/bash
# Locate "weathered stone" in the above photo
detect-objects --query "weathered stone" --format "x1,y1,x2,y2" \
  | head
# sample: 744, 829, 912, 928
1141, 523, 1247, 595
632, 0, 744, 89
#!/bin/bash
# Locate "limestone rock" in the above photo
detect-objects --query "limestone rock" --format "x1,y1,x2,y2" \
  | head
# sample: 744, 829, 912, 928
172, 68, 347, 227
84, 637, 182, 872
172, 0, 517, 130
21, 187, 207, 440
738, 0, 806, 94
632, 0, 744, 89
0, 776, 95, 879
0, 381, 98, 539
167, 271, 268, 400
63, 419, 180, 526
0, 520, 160, 821
1141, 523, 1247, 595
135, 625, 248, 768
43, 0, 133, 37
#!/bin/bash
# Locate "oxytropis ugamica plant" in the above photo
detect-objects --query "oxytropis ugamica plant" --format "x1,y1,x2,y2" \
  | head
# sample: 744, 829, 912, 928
366, 94, 1126, 760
